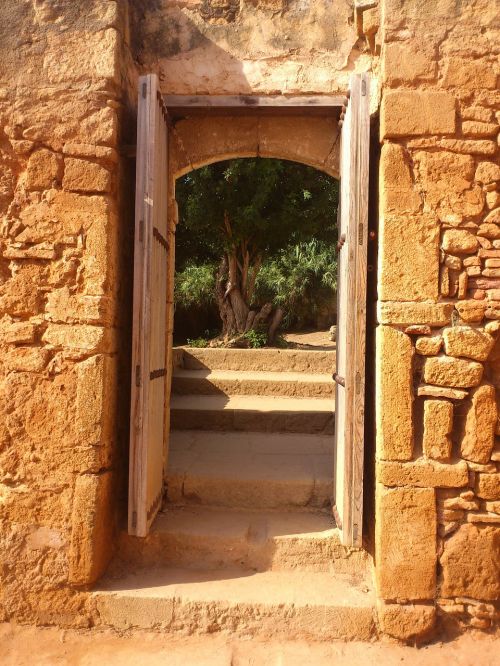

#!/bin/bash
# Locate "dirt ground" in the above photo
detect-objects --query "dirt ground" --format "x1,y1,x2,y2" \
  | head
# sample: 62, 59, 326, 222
2, 623, 500, 666
284, 329, 335, 350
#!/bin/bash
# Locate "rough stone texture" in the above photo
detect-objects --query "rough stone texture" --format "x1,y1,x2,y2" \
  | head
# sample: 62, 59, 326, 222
377, 460, 468, 489
377, 603, 436, 643
379, 144, 421, 214
423, 400, 453, 461
476, 473, 500, 500
415, 336, 442, 356
376, 327, 414, 461
423, 356, 483, 388
440, 524, 500, 601
378, 302, 453, 327
63, 158, 112, 193
379, 215, 439, 301
442, 230, 479, 255
443, 326, 494, 361
460, 384, 497, 464
381, 91, 456, 139
376, 486, 436, 601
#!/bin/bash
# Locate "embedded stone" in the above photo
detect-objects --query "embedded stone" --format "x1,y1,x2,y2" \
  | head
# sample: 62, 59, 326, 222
382, 43, 436, 86
63, 158, 111, 193
380, 214, 439, 301
3, 322, 36, 345
423, 356, 483, 388
376, 486, 436, 600
417, 384, 468, 400
442, 58, 498, 90
484, 208, 500, 225
475, 162, 500, 185
460, 384, 497, 464
440, 524, 500, 601
455, 299, 487, 323
378, 602, 436, 643
478, 223, 500, 240
462, 121, 498, 138
476, 473, 500, 500
42, 324, 115, 354
377, 459, 468, 488
443, 326, 494, 362
442, 229, 479, 254
380, 143, 421, 214
376, 327, 414, 461
415, 335, 442, 356
5, 347, 50, 373
25, 149, 62, 190
381, 90, 456, 139
486, 191, 500, 210
423, 399, 453, 461
378, 302, 453, 326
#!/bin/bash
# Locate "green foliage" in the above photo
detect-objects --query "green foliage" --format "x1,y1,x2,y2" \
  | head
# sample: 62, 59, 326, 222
175, 158, 338, 271
243, 329, 268, 348
186, 337, 209, 348
174, 262, 216, 309
255, 240, 337, 329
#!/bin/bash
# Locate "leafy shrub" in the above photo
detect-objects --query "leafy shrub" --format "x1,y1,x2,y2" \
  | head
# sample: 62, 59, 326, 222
175, 263, 216, 309
186, 337, 209, 348
244, 329, 268, 348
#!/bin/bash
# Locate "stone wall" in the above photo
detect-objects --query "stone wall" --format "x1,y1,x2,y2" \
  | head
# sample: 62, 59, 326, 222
376, 0, 500, 640
0, 0, 499, 642
0, 0, 133, 623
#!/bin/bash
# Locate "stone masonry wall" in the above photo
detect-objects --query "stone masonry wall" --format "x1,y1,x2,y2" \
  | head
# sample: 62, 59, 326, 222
376, 0, 500, 641
0, 0, 132, 624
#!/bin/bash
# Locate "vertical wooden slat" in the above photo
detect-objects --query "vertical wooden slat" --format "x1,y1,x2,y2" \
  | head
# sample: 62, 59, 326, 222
334, 73, 370, 547
129, 74, 170, 537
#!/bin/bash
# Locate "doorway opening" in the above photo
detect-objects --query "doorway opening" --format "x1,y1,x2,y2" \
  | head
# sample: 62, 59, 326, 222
128, 76, 370, 554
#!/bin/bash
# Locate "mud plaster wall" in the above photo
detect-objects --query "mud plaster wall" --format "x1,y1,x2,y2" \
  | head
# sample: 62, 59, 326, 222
0, 0, 499, 642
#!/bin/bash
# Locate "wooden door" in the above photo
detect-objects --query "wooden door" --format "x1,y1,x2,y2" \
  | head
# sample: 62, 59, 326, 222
129, 74, 170, 537
333, 73, 370, 548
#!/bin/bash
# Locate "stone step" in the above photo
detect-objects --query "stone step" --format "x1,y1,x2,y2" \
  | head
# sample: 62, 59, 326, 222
178, 347, 336, 373
116, 506, 370, 574
167, 430, 333, 509
170, 394, 335, 434
92, 568, 376, 641
172, 368, 335, 398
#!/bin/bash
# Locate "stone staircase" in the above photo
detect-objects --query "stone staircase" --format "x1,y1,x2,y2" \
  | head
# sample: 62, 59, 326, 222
91, 347, 375, 641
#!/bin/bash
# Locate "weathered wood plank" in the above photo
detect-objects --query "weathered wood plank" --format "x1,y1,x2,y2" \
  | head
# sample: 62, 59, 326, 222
164, 94, 346, 108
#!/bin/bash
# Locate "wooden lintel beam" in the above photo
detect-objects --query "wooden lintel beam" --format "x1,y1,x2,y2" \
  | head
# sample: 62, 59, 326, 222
163, 94, 346, 109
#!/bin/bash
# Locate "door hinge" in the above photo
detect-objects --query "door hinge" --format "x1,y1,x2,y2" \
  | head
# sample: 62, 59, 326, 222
333, 373, 345, 387
355, 371, 361, 395
132, 511, 137, 530
142, 82, 147, 98
361, 79, 367, 96
358, 223, 364, 245
139, 219, 144, 242
135, 364, 141, 387
353, 523, 359, 543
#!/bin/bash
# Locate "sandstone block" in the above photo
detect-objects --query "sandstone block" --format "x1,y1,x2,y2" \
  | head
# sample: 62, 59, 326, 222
69, 472, 115, 586
63, 158, 111, 193
417, 385, 468, 400
42, 324, 115, 354
378, 602, 436, 643
376, 327, 414, 460
382, 43, 436, 86
76, 355, 116, 445
4, 243, 57, 260
380, 144, 420, 214
423, 399, 453, 461
443, 326, 494, 362
439, 139, 496, 156
377, 459, 468, 488
478, 224, 500, 240
484, 208, 500, 225
381, 91, 456, 138
25, 149, 62, 190
440, 524, 500, 601
486, 191, 500, 210
5, 347, 50, 373
442, 58, 498, 90
460, 384, 497, 464
415, 335, 442, 356
376, 486, 436, 600
462, 121, 498, 138
380, 215, 439, 301
423, 356, 483, 388
3, 322, 36, 345
476, 473, 500, 500
442, 229, 479, 254
467, 512, 500, 524
455, 300, 487, 323
378, 302, 453, 326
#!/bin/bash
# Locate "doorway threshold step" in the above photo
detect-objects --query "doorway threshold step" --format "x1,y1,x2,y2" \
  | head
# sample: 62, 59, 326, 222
167, 430, 333, 509
170, 394, 335, 434
179, 346, 336, 373
91, 568, 376, 641
172, 368, 334, 398
116, 506, 370, 574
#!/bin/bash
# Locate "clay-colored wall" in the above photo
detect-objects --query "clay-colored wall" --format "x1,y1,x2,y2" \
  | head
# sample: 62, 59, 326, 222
375, 0, 500, 640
